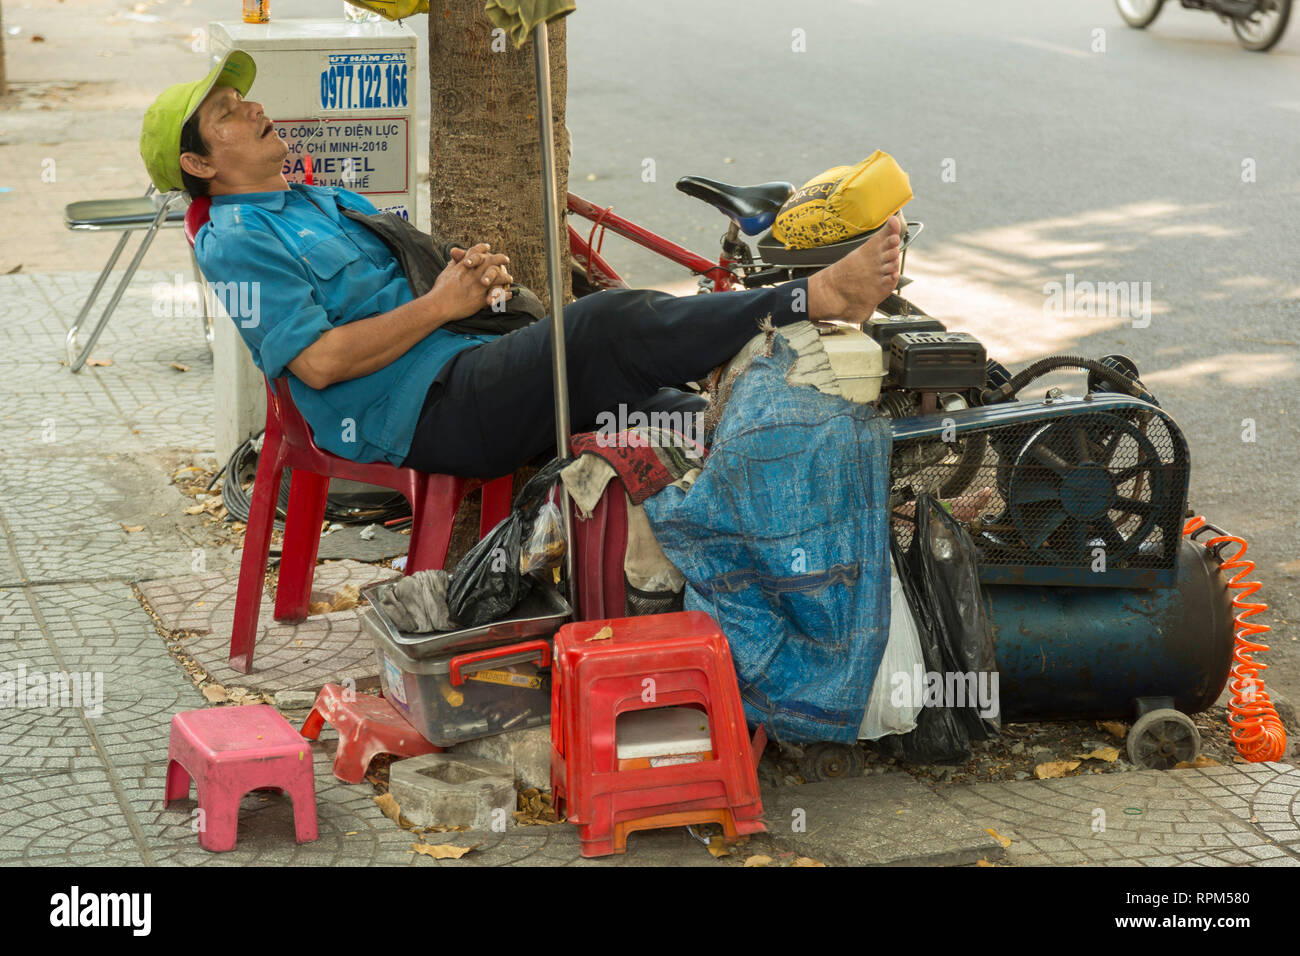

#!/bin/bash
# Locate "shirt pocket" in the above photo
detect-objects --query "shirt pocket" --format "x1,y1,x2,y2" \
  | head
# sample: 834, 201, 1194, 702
301, 234, 361, 285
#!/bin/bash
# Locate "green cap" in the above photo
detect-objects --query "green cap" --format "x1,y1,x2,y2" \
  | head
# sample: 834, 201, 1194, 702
139, 50, 257, 193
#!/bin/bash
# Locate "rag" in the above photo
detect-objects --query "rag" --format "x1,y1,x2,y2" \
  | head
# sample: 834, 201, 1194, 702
376, 569, 458, 633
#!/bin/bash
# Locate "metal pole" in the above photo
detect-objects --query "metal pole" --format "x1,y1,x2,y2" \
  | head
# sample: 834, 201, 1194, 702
531, 23, 578, 610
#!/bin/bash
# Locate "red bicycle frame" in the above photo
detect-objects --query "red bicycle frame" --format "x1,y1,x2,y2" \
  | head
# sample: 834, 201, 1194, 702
567, 192, 740, 292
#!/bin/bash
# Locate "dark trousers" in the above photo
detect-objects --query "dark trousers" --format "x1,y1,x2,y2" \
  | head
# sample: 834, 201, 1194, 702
401, 278, 811, 478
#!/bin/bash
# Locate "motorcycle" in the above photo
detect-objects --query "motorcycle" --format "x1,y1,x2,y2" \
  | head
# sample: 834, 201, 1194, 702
1115, 0, 1292, 51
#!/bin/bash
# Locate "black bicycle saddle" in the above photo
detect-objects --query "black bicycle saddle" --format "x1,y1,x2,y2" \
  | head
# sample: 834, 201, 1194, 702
675, 176, 795, 235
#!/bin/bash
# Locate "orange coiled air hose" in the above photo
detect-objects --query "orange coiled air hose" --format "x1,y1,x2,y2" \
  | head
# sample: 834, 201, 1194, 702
1183, 515, 1287, 762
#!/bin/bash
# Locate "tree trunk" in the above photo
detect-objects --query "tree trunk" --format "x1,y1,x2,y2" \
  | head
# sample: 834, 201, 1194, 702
428, 2, 571, 312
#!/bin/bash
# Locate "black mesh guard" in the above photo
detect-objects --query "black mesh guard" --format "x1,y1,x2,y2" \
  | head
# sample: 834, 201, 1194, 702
889, 403, 1190, 588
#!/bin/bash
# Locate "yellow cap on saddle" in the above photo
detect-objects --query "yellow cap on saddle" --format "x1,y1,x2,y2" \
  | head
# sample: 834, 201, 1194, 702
772, 151, 912, 249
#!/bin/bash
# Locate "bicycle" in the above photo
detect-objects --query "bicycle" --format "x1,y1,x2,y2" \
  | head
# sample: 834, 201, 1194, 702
564, 175, 927, 318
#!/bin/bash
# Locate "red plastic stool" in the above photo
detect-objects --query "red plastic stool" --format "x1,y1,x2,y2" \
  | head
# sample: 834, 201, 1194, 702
300, 684, 442, 783
164, 705, 319, 852
550, 611, 766, 857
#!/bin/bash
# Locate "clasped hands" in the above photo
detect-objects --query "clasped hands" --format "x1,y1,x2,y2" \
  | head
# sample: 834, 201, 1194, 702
431, 241, 515, 321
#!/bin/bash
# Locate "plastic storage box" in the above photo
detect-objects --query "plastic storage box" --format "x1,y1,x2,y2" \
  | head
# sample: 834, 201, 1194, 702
361, 583, 571, 746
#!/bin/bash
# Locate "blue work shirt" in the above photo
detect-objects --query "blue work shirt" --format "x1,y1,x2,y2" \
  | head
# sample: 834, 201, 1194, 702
194, 184, 496, 464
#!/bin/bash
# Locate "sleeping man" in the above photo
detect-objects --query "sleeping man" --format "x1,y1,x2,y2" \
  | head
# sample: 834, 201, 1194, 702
141, 52, 902, 478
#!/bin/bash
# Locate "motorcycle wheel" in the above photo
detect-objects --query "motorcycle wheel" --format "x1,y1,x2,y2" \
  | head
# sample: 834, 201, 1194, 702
1232, 0, 1292, 50
1115, 0, 1164, 27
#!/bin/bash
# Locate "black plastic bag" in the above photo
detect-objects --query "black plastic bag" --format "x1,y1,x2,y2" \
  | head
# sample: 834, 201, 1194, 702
916, 495, 1001, 740
879, 494, 1000, 763
446, 458, 569, 629
879, 530, 972, 764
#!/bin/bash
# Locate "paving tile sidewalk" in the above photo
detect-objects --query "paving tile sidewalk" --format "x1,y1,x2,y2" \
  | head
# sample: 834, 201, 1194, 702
3, 270, 1300, 867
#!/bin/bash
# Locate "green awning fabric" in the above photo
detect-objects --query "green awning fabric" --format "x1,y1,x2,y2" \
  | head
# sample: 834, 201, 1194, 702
484, 0, 576, 48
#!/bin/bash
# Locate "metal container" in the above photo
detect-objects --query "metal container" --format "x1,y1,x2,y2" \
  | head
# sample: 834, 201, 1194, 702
360, 580, 571, 659
363, 608, 559, 747
986, 539, 1235, 722
360, 581, 570, 746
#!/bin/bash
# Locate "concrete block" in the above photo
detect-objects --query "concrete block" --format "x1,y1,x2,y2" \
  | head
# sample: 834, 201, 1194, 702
275, 690, 318, 710
453, 727, 552, 790
389, 754, 515, 831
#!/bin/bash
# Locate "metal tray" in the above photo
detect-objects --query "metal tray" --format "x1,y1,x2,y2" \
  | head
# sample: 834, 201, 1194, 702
360, 579, 572, 661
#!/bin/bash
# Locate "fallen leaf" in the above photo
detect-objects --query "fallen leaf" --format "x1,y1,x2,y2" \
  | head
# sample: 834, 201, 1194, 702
1098, 720, 1128, 740
184, 503, 206, 515
374, 793, 415, 829
170, 362, 190, 372
120, 523, 144, 533
411, 843, 480, 859
791, 857, 826, 867
1174, 755, 1220, 769
586, 625, 613, 642
706, 836, 730, 858
513, 809, 561, 826
743, 855, 772, 867
202, 684, 227, 703
984, 827, 1012, 849
308, 601, 333, 615
1033, 760, 1081, 780
330, 584, 361, 612
514, 788, 563, 826
976, 859, 995, 867
1076, 746, 1120, 763
86, 358, 113, 367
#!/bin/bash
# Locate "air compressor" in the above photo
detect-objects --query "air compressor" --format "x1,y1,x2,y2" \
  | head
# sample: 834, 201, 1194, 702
877, 325, 1278, 771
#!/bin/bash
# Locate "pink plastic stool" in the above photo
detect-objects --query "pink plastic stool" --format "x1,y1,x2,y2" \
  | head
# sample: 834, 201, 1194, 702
164, 705, 319, 852
300, 684, 442, 784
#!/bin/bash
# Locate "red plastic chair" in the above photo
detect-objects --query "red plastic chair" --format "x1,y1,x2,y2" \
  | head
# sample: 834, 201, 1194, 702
185, 197, 512, 674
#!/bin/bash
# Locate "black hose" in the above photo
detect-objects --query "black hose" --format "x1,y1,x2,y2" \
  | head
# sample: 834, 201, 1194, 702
217, 432, 412, 526
981, 355, 1146, 405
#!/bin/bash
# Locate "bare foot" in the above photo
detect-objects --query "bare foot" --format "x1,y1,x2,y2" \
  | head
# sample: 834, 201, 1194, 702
807, 216, 902, 324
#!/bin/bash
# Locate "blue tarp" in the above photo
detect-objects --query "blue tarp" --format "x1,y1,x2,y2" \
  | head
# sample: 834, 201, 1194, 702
643, 334, 893, 744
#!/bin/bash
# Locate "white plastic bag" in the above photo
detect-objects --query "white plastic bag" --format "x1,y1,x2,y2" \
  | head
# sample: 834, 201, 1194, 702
859, 556, 924, 740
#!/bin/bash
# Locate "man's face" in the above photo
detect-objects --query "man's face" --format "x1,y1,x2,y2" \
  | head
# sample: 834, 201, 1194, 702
184, 85, 288, 189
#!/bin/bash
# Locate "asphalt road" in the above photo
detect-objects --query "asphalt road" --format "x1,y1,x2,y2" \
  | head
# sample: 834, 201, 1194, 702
563, 0, 1300, 709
